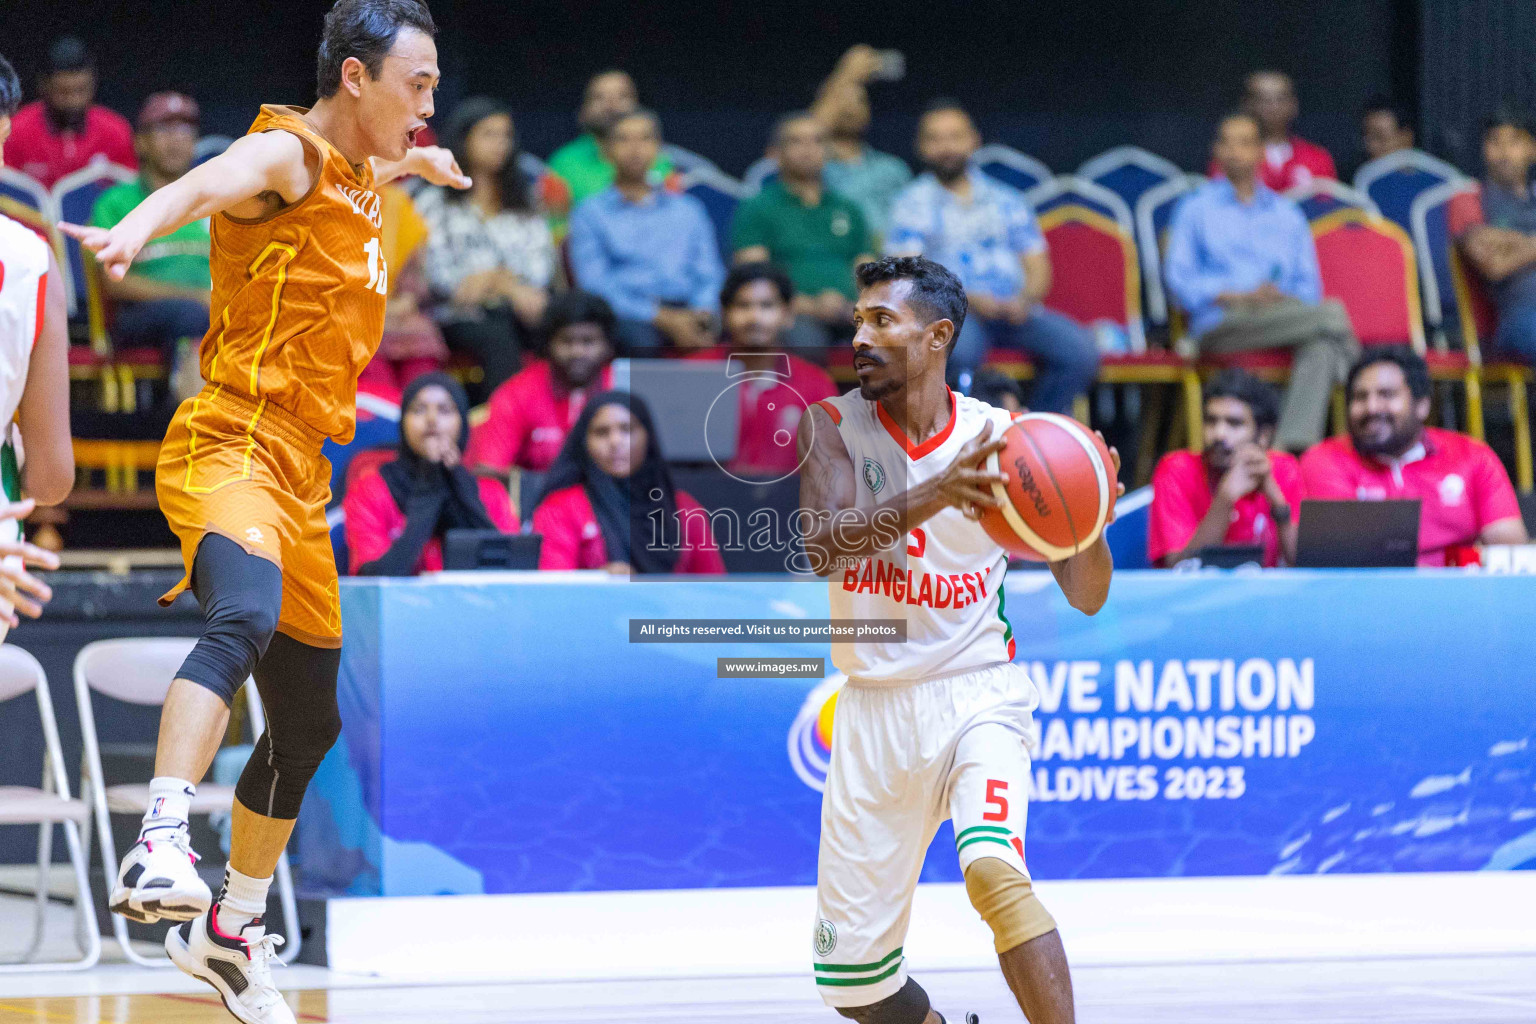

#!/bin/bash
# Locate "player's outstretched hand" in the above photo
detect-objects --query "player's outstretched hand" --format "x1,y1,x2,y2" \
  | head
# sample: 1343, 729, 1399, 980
936, 421, 1010, 521
413, 146, 472, 190
1096, 430, 1126, 525
57, 222, 142, 281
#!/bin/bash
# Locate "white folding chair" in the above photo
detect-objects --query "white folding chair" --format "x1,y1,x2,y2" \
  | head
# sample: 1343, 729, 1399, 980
74, 637, 301, 966
0, 645, 101, 972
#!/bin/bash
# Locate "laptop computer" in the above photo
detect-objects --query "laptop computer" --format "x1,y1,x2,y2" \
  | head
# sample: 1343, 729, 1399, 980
442, 530, 543, 571
1295, 499, 1421, 568
1193, 544, 1266, 569
611, 358, 740, 464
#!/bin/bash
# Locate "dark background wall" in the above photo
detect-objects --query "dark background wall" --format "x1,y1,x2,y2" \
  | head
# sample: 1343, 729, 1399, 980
1420, 0, 1536, 172
4, 0, 1420, 177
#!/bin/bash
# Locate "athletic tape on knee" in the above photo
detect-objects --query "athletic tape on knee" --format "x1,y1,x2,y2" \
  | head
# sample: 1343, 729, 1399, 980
834, 977, 930, 1024
233, 634, 342, 819
964, 856, 1058, 954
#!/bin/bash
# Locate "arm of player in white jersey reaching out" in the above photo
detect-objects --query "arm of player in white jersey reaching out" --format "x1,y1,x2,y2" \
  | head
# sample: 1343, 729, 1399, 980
58, 132, 469, 282
796, 408, 1011, 577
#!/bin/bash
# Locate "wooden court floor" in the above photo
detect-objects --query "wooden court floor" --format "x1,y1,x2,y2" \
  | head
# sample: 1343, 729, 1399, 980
3, 954, 1535, 1023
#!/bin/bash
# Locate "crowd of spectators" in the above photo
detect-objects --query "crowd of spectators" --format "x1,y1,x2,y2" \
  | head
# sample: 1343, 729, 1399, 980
1150, 350, 1527, 569
7, 36, 1536, 577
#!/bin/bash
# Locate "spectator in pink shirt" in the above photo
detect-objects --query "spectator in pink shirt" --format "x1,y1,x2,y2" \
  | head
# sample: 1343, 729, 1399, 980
1209, 71, 1336, 192
466, 290, 617, 477
2, 37, 135, 188
1301, 347, 1528, 565
685, 263, 838, 478
1149, 369, 1302, 568
531, 391, 725, 575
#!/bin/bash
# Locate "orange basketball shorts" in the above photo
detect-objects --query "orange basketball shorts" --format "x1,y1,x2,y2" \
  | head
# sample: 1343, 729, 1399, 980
156, 384, 341, 648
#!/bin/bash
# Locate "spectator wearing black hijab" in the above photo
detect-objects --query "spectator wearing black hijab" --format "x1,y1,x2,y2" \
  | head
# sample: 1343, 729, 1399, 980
345, 373, 519, 575
417, 96, 558, 398
531, 391, 725, 575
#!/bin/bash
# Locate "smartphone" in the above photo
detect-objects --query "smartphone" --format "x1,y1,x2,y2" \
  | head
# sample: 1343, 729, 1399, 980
873, 50, 906, 83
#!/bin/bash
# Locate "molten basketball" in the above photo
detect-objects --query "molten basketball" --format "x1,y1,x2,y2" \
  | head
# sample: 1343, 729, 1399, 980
977, 413, 1116, 562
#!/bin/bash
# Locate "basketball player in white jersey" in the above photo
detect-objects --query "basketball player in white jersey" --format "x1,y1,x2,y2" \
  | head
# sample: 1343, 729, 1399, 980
797, 256, 1117, 1024
0, 53, 75, 637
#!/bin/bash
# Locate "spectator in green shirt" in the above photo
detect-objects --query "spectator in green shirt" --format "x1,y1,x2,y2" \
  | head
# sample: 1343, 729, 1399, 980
547, 70, 674, 217
731, 112, 874, 349
89, 92, 210, 400
811, 45, 913, 243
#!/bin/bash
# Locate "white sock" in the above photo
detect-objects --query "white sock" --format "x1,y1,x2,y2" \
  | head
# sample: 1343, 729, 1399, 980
139, 777, 195, 838
216, 865, 272, 936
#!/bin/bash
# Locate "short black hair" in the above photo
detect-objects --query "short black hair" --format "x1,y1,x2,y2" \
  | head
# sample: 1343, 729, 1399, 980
921, 96, 969, 119
722, 262, 794, 308
1217, 109, 1261, 138
0, 55, 20, 119
586, 68, 633, 93
1205, 368, 1280, 431
1362, 94, 1411, 129
45, 36, 92, 76
598, 107, 660, 143
770, 109, 820, 148
855, 256, 967, 336
1483, 101, 1535, 139
1346, 345, 1431, 401
316, 0, 436, 100
540, 289, 617, 348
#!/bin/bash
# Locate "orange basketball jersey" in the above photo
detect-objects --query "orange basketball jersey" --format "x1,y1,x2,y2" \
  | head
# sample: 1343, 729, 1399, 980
202, 105, 387, 444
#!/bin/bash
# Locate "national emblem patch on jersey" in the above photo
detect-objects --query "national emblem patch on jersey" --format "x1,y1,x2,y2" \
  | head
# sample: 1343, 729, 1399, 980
862, 457, 886, 494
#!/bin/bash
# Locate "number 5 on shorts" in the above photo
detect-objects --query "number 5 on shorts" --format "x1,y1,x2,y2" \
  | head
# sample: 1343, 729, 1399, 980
983, 779, 1009, 821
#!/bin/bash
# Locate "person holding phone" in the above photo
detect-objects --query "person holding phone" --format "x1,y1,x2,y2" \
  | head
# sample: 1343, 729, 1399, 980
811, 45, 913, 244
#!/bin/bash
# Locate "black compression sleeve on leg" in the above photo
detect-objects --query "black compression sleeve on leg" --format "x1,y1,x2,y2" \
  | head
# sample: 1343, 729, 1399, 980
176, 534, 283, 706
835, 978, 932, 1024
234, 632, 343, 820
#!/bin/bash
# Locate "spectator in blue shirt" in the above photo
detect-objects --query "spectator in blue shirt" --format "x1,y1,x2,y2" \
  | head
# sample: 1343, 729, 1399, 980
568, 109, 725, 353
886, 100, 1098, 414
1164, 111, 1358, 450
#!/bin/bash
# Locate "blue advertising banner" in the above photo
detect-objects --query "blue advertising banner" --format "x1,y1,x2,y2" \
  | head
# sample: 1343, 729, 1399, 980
297, 572, 1536, 898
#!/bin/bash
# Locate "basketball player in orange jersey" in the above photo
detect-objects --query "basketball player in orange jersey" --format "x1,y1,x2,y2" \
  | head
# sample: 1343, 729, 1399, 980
59, 3, 466, 1019
797, 257, 1120, 1024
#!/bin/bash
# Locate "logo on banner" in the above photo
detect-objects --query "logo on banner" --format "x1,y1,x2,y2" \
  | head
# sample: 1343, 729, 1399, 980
788, 674, 846, 791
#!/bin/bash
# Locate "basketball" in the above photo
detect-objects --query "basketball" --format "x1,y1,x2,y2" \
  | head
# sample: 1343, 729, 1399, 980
977, 413, 1116, 562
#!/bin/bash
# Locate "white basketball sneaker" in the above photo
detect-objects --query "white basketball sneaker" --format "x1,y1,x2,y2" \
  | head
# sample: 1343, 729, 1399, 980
110, 821, 212, 923
166, 908, 295, 1024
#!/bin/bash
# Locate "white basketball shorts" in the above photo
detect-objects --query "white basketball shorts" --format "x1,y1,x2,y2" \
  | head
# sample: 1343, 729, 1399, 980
811, 660, 1039, 1007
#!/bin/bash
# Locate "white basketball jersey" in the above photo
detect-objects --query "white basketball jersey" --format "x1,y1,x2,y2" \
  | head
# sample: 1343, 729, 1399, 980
0, 214, 45, 436
0, 214, 47, 641
820, 388, 1016, 684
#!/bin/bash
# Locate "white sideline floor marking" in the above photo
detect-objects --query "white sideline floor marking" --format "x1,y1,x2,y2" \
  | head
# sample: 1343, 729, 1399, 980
1393, 986, 1536, 1010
